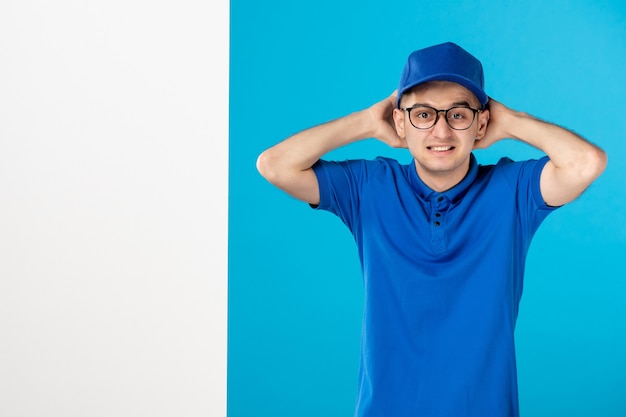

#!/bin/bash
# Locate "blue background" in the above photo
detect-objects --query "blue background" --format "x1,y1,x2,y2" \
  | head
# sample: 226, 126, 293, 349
229, 1, 626, 415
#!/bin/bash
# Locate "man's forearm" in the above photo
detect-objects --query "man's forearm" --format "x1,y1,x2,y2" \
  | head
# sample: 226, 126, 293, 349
507, 112, 605, 176
257, 109, 374, 177
504, 110, 607, 205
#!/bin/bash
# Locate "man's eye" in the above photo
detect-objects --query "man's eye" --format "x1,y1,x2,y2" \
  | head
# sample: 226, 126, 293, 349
449, 112, 465, 120
416, 112, 431, 119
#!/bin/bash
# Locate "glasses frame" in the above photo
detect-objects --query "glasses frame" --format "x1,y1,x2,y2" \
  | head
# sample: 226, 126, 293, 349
400, 104, 482, 131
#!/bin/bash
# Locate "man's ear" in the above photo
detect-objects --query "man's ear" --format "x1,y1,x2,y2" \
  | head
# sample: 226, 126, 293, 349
476, 108, 490, 139
393, 108, 406, 139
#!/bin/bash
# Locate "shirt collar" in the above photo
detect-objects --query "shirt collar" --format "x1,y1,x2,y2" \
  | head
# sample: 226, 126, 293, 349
408, 153, 479, 203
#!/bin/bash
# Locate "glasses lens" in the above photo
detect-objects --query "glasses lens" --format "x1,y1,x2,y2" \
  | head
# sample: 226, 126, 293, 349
446, 107, 475, 130
409, 107, 438, 129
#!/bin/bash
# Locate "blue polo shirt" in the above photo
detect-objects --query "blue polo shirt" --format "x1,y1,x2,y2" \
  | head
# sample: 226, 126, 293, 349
312, 153, 557, 417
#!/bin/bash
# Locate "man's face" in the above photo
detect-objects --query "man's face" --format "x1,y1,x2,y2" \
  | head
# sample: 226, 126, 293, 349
393, 81, 489, 191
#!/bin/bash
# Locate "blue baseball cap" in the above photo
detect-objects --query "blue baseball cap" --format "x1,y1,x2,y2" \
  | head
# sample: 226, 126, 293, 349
396, 42, 488, 109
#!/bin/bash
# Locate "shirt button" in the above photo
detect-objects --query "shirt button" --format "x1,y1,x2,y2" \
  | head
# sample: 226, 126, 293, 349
435, 213, 441, 217
437, 196, 443, 202
434, 221, 441, 226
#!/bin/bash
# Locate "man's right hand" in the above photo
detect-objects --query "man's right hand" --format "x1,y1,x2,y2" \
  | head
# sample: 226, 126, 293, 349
366, 90, 407, 149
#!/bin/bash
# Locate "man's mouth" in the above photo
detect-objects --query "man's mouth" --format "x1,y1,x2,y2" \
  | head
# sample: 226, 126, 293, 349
428, 146, 454, 152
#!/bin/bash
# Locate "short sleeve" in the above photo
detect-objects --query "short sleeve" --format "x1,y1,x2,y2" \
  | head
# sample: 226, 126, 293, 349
497, 155, 559, 235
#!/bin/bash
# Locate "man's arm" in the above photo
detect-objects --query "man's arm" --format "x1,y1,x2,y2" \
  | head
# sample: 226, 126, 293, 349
256, 92, 404, 205
475, 99, 607, 207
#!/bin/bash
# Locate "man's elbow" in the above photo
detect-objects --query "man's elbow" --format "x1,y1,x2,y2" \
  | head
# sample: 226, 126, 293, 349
584, 146, 608, 183
256, 148, 288, 186
256, 149, 275, 180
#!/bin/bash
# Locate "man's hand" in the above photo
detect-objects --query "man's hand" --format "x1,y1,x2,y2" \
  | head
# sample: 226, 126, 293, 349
366, 90, 407, 149
473, 97, 511, 149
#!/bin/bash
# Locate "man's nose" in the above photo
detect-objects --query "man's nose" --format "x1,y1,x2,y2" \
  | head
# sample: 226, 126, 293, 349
431, 112, 453, 137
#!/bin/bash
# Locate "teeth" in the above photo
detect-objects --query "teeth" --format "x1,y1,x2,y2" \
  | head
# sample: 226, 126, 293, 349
431, 146, 452, 151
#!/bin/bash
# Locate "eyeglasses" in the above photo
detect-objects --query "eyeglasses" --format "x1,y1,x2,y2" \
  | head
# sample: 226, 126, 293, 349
400, 105, 482, 130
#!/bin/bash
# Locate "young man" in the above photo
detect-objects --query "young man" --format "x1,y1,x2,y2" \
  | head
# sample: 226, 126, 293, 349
256, 42, 607, 416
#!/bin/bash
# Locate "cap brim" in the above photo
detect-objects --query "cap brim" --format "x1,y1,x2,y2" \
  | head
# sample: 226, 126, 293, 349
397, 74, 488, 109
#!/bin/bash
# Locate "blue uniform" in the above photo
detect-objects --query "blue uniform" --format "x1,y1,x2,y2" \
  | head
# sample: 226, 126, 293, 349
312, 153, 557, 417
